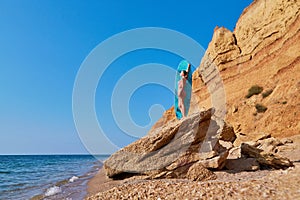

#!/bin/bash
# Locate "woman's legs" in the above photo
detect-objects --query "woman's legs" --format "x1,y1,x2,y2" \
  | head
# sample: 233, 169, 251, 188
178, 97, 186, 117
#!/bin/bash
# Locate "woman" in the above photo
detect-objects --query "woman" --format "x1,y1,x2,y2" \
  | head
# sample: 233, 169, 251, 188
178, 70, 188, 118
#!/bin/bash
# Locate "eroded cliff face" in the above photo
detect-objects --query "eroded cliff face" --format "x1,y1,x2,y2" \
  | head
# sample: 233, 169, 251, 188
153, 0, 300, 143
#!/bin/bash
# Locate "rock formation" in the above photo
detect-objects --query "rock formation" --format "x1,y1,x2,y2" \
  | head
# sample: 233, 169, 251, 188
104, 108, 234, 181
103, 0, 299, 181
225, 134, 294, 171
104, 108, 293, 180
153, 0, 300, 144
88, 1, 300, 199
241, 143, 293, 169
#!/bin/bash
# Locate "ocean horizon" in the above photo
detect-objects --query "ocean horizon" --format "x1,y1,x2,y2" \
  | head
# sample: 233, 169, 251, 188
0, 154, 110, 200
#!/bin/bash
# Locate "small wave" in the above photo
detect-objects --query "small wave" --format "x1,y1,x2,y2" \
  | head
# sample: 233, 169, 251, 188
45, 186, 61, 196
69, 176, 79, 183
55, 179, 68, 187
0, 171, 11, 174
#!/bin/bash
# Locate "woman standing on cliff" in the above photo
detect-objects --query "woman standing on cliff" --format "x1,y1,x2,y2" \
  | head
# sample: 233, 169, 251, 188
177, 63, 190, 118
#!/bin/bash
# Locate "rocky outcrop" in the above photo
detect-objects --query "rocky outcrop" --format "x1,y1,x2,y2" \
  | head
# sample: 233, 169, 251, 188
224, 135, 294, 171
154, 0, 300, 143
241, 143, 294, 169
205, 27, 241, 68
197, 0, 300, 142
88, 3, 300, 199
104, 108, 234, 180
103, 107, 294, 179
103, 0, 299, 181
88, 2, 300, 199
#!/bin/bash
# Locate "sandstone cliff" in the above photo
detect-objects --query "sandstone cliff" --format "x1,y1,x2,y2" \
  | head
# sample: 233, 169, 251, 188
154, 0, 300, 144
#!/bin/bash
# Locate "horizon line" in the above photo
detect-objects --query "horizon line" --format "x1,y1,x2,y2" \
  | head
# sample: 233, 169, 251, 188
0, 153, 112, 156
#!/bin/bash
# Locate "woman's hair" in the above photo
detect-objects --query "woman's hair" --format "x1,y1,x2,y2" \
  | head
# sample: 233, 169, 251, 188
181, 70, 188, 77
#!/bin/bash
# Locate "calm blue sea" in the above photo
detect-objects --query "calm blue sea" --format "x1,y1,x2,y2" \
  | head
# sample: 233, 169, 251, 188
0, 155, 109, 200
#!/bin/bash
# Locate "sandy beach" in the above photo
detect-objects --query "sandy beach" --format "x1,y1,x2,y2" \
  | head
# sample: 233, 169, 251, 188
86, 135, 300, 200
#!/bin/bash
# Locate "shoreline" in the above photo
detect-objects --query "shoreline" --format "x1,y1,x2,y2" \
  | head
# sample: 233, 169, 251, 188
32, 158, 103, 200
0, 155, 103, 200
86, 167, 124, 198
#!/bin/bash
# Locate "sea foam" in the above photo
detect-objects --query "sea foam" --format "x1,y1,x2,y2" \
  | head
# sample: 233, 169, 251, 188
69, 176, 79, 183
45, 186, 61, 196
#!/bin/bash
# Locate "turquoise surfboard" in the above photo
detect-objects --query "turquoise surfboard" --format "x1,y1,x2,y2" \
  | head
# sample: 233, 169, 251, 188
175, 60, 192, 119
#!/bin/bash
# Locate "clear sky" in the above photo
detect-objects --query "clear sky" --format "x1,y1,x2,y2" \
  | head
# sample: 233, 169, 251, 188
0, 0, 253, 155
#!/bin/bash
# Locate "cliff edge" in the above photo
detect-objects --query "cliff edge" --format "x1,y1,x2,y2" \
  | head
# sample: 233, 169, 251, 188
154, 0, 300, 144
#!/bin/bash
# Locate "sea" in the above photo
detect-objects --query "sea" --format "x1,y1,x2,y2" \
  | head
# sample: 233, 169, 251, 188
0, 155, 110, 200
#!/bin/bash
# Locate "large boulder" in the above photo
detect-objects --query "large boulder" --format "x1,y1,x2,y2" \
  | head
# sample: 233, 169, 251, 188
104, 108, 235, 180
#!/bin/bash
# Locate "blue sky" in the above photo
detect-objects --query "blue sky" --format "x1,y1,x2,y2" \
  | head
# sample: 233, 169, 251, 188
0, 0, 252, 155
